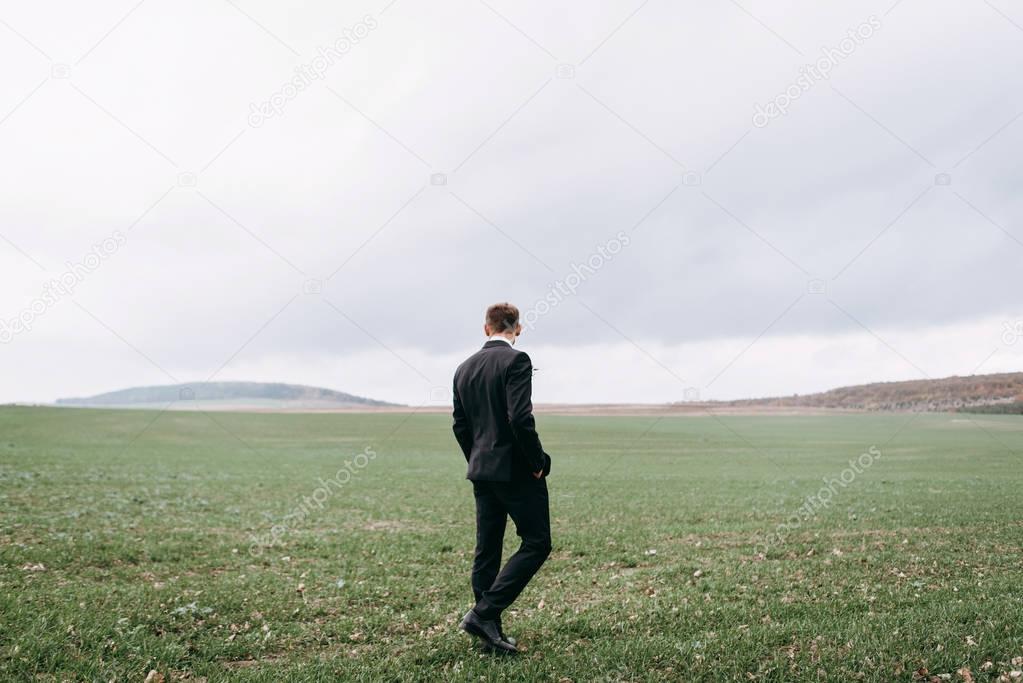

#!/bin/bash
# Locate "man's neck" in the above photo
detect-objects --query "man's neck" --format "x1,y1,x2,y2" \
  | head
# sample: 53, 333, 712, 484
488, 334, 514, 345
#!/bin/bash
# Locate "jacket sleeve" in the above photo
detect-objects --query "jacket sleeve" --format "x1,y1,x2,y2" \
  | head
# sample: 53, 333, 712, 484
451, 381, 472, 462
505, 352, 546, 474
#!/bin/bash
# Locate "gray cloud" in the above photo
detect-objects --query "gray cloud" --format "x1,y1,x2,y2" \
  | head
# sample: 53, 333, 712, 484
1, 0, 1021, 403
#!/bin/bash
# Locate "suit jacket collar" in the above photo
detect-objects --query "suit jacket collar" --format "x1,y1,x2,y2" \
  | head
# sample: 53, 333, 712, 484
483, 339, 512, 349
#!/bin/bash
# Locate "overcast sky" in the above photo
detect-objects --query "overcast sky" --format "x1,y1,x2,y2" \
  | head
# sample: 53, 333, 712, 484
1, 0, 1021, 406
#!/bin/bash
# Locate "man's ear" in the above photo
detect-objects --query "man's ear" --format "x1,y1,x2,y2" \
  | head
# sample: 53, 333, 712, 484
484, 324, 491, 336
514, 323, 523, 337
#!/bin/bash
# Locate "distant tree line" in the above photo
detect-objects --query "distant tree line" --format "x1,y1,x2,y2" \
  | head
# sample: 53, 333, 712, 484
956, 402, 1023, 415
716, 372, 1023, 413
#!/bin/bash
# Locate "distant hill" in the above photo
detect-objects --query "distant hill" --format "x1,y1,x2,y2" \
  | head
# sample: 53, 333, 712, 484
712, 372, 1023, 413
56, 382, 401, 410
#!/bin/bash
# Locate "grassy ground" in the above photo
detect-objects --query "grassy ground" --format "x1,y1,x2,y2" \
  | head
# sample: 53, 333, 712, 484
1, 406, 1021, 682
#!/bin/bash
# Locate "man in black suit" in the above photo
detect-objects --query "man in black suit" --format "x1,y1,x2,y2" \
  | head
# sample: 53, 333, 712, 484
453, 302, 552, 654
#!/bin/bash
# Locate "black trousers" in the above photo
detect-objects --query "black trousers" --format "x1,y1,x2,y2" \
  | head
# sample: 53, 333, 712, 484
471, 478, 552, 620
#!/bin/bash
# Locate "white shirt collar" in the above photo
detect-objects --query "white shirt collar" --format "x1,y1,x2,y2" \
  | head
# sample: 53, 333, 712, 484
487, 335, 514, 346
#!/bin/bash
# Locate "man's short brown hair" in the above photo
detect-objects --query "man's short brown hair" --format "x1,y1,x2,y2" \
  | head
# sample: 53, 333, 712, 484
486, 302, 520, 333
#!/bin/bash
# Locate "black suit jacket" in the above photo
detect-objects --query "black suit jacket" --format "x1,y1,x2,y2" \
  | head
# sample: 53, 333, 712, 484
452, 340, 551, 482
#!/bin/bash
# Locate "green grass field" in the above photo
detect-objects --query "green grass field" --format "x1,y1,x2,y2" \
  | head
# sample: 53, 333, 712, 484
1, 406, 1021, 682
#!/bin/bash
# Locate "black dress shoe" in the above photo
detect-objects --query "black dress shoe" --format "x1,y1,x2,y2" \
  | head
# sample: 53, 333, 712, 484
459, 610, 517, 654
496, 619, 516, 647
